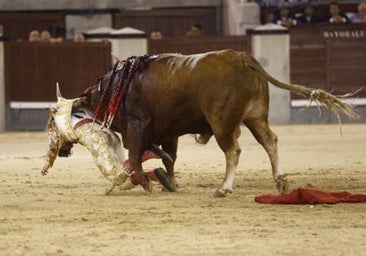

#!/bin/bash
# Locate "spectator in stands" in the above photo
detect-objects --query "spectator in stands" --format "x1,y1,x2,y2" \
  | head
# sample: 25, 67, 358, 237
351, 2, 366, 23
272, 5, 297, 27
28, 30, 41, 42
297, 4, 323, 24
325, 1, 350, 24
150, 30, 163, 40
73, 33, 86, 42
40, 30, 63, 43
40, 30, 52, 42
186, 24, 202, 37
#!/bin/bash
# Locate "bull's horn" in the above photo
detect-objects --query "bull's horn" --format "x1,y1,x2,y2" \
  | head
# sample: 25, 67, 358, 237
56, 82, 62, 99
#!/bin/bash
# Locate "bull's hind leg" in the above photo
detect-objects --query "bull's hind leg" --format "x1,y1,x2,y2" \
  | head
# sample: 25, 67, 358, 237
244, 118, 289, 193
213, 126, 242, 197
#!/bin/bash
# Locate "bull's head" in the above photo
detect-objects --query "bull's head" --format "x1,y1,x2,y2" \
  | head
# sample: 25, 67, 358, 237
80, 62, 121, 122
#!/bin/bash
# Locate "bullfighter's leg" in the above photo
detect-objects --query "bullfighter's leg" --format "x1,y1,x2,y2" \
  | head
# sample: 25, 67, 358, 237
213, 126, 242, 197
161, 137, 178, 190
76, 124, 132, 194
244, 118, 289, 194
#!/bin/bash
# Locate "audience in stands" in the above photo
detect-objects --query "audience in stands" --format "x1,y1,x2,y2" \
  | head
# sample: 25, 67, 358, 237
186, 24, 203, 37
272, 5, 297, 27
268, 1, 366, 26
73, 32, 86, 42
29, 29, 64, 43
351, 2, 366, 23
325, 1, 350, 24
297, 4, 323, 24
28, 30, 41, 42
40, 30, 52, 42
150, 30, 163, 40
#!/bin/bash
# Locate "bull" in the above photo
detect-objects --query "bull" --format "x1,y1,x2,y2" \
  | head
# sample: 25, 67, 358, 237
81, 49, 359, 197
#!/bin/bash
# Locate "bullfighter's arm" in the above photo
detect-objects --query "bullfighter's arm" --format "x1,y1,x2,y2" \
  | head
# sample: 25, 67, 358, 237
41, 116, 62, 176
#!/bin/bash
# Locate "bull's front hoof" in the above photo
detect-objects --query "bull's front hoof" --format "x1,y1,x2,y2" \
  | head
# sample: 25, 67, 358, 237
213, 189, 232, 197
153, 168, 177, 192
162, 181, 179, 192
276, 174, 289, 194
140, 178, 153, 193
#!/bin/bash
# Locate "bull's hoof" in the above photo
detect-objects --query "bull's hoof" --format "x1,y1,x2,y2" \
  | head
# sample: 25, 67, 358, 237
153, 168, 177, 192
276, 174, 289, 194
162, 182, 179, 192
213, 189, 232, 197
163, 176, 179, 191
141, 179, 153, 193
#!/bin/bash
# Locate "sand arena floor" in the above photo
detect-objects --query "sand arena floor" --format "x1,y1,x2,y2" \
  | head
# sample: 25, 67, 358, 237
0, 124, 365, 256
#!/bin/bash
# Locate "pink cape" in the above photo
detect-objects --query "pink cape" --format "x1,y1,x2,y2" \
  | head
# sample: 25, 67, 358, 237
255, 188, 366, 204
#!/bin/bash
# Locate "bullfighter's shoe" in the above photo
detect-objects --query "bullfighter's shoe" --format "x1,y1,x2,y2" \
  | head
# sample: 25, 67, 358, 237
118, 177, 135, 191
152, 168, 176, 192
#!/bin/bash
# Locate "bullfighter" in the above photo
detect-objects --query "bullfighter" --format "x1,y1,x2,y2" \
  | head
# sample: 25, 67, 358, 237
40, 84, 175, 194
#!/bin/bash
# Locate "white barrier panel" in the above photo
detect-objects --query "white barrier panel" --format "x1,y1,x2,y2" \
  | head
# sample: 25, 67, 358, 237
223, 0, 260, 35
251, 23, 291, 124
110, 27, 147, 61
0, 37, 5, 131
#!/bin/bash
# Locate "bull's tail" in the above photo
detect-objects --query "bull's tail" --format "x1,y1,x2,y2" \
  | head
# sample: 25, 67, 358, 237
248, 54, 361, 121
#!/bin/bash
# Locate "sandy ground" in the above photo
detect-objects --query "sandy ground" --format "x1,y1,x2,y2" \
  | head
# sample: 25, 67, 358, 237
0, 124, 365, 256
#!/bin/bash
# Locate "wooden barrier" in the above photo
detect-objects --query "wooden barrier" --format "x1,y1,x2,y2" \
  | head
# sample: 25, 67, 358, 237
290, 23, 366, 40
4, 41, 111, 103
290, 35, 327, 99
289, 24, 366, 99
327, 38, 366, 96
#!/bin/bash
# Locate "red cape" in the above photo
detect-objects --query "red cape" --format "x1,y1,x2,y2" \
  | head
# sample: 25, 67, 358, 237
255, 188, 366, 204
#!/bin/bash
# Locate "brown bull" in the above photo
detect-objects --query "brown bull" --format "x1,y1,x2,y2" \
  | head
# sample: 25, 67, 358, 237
81, 49, 359, 197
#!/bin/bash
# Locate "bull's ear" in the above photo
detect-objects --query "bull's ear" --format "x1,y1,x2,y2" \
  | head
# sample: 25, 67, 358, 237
56, 82, 62, 99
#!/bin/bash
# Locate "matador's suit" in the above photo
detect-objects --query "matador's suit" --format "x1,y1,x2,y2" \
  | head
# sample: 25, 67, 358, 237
41, 87, 174, 194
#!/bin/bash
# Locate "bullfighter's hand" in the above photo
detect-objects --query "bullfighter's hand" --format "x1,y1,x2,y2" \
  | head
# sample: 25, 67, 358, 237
41, 165, 49, 176
105, 183, 117, 195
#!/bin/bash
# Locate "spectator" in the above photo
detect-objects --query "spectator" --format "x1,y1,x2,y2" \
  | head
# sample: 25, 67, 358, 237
28, 30, 41, 42
150, 30, 163, 40
73, 32, 86, 42
40, 30, 63, 43
351, 2, 366, 24
325, 1, 350, 24
40, 30, 52, 42
272, 5, 297, 27
297, 4, 323, 24
186, 24, 202, 37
